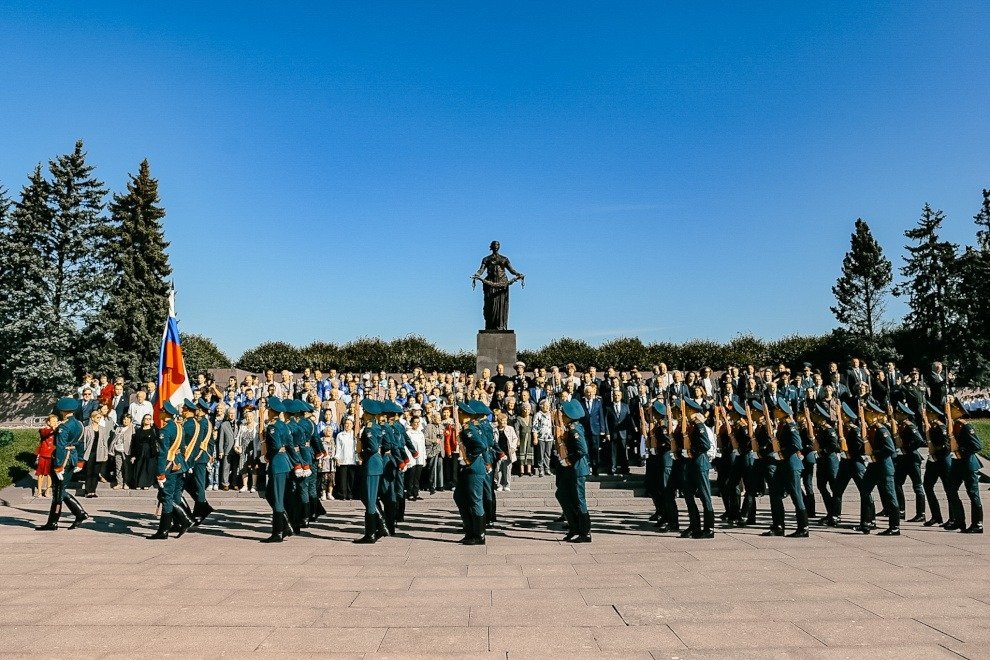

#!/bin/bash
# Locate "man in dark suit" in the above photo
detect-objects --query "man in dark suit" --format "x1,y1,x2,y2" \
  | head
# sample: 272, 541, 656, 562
110, 382, 129, 426
667, 371, 690, 403
699, 367, 719, 404
579, 384, 607, 476
75, 387, 98, 425
927, 361, 951, 406
846, 358, 870, 394
604, 389, 634, 475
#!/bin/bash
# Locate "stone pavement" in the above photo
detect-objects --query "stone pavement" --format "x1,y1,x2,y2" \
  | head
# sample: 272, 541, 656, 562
1, 474, 989, 659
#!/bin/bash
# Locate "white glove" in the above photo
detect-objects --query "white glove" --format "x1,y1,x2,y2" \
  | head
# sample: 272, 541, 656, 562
73, 466, 84, 474
294, 468, 304, 478
156, 477, 166, 487
302, 469, 312, 477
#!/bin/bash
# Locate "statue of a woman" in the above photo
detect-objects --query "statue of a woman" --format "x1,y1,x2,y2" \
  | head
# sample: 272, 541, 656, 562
471, 241, 525, 331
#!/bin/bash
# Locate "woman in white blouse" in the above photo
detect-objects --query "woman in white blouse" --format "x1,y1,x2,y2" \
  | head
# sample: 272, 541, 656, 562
494, 412, 519, 491
405, 416, 427, 501
236, 410, 260, 493
334, 418, 357, 500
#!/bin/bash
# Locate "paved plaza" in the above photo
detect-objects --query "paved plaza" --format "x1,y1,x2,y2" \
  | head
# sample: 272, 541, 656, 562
1, 474, 989, 659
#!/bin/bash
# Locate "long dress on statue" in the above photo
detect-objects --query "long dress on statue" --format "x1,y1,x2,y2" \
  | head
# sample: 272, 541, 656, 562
480, 253, 512, 330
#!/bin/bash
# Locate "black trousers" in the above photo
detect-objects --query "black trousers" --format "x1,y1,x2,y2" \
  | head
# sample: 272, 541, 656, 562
923, 454, 951, 521
335, 464, 354, 499
894, 450, 924, 515
85, 459, 105, 493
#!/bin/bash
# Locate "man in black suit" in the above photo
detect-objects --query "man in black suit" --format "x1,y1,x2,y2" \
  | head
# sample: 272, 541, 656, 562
699, 367, 719, 404
75, 387, 98, 425
927, 361, 951, 406
604, 389, 634, 475
579, 383, 607, 476
110, 382, 129, 427
667, 371, 690, 403
846, 358, 870, 393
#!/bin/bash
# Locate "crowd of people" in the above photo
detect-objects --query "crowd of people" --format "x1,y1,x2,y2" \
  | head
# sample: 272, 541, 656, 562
32, 356, 984, 542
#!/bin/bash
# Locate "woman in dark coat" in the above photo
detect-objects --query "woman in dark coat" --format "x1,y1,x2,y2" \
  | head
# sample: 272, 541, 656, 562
130, 414, 159, 489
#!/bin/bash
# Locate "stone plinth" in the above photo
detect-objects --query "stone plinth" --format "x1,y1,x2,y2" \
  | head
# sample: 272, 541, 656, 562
477, 330, 517, 377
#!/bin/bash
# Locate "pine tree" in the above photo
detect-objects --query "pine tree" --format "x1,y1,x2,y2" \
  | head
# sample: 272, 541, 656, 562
950, 188, 990, 384
894, 203, 959, 363
0, 168, 74, 391
975, 188, 990, 251
98, 159, 173, 381
830, 218, 892, 340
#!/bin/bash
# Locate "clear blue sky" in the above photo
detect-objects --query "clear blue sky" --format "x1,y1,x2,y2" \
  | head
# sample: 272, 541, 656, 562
2, 2, 988, 360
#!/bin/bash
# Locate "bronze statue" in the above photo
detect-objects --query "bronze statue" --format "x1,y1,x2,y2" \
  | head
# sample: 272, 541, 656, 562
471, 241, 525, 331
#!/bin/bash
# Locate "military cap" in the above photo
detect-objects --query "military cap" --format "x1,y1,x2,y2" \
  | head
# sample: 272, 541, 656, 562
652, 400, 667, 417
897, 401, 915, 417
162, 401, 180, 417
925, 401, 945, 420
281, 399, 300, 414
684, 398, 704, 412
457, 401, 476, 416
265, 396, 284, 413
562, 399, 585, 421
946, 396, 968, 420
840, 401, 857, 422
749, 400, 764, 413
865, 400, 886, 415
813, 403, 833, 423
55, 397, 79, 413
732, 401, 748, 418
360, 399, 381, 416
385, 401, 404, 415
471, 400, 493, 417
197, 399, 211, 412
774, 397, 793, 417
183, 398, 198, 411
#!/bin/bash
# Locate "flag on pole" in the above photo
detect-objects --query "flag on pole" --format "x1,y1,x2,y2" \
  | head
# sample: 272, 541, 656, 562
155, 289, 194, 426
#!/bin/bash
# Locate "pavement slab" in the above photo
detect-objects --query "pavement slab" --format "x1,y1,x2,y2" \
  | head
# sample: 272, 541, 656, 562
2, 475, 988, 658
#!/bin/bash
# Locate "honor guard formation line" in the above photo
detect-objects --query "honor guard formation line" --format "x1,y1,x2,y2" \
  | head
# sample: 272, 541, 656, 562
32, 360, 985, 544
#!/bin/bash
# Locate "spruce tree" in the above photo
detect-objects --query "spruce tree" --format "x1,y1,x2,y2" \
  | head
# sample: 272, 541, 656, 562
0, 168, 74, 391
100, 159, 173, 380
895, 203, 959, 363
830, 218, 892, 340
950, 189, 990, 384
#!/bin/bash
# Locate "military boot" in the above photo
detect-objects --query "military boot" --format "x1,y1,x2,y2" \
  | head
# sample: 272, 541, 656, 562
35, 502, 61, 531
64, 494, 90, 530
261, 513, 283, 543
147, 512, 172, 540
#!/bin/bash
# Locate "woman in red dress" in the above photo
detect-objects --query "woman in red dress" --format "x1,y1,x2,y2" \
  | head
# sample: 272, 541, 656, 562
35, 415, 57, 497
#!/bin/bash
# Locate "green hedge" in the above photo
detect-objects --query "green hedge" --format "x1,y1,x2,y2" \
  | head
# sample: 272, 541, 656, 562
0, 428, 39, 490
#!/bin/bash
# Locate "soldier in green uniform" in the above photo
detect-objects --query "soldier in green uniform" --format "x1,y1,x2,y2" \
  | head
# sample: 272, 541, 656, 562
752, 401, 777, 530
261, 397, 293, 542
148, 402, 193, 539
833, 402, 877, 533
304, 402, 327, 524
646, 401, 679, 531
474, 401, 502, 528
922, 403, 953, 527
284, 400, 312, 532
175, 399, 200, 526
454, 401, 489, 545
558, 399, 591, 542
893, 402, 926, 522
354, 399, 387, 544
946, 396, 984, 533
35, 398, 90, 531
680, 399, 715, 539
763, 398, 809, 537
733, 401, 759, 528
185, 399, 215, 526
863, 401, 900, 535
812, 403, 842, 527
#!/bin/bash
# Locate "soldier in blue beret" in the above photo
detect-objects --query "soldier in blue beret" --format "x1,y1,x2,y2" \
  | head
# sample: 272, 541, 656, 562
680, 399, 715, 539
471, 400, 502, 529
862, 402, 900, 535
921, 403, 953, 527
354, 399, 386, 543
181, 399, 215, 527
453, 401, 489, 544
893, 402, 927, 523
261, 397, 294, 542
762, 398, 809, 537
35, 398, 90, 531
284, 400, 310, 533
147, 401, 194, 539
945, 397, 984, 533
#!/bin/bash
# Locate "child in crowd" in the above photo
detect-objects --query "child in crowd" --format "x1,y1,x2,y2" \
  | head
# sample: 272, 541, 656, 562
35, 415, 57, 497
318, 426, 336, 500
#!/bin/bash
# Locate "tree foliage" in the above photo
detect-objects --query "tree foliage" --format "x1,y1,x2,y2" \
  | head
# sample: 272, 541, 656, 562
831, 218, 892, 339
183, 334, 232, 377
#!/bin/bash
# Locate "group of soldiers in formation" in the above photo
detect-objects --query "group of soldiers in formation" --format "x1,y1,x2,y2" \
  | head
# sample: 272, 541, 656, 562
32, 362, 985, 543
640, 386, 985, 538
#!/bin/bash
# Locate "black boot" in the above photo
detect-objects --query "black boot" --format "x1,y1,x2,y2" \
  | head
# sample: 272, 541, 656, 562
353, 513, 377, 544
64, 494, 90, 530
300, 501, 311, 529
575, 512, 592, 543
788, 511, 809, 538
963, 508, 984, 534
281, 512, 295, 538
262, 513, 283, 543
172, 505, 193, 538
312, 499, 326, 522
924, 515, 944, 527
375, 513, 388, 539
694, 510, 715, 539
35, 502, 61, 531
465, 515, 486, 545
908, 496, 925, 523
148, 512, 172, 539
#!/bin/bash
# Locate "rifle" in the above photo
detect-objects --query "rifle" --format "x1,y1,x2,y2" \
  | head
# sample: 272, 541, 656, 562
453, 404, 469, 464
745, 401, 759, 455
945, 398, 961, 459
716, 405, 736, 452
921, 406, 934, 456
887, 402, 902, 454
668, 390, 680, 455
803, 404, 819, 453
858, 400, 873, 460
833, 400, 848, 454
354, 402, 363, 465
680, 396, 692, 459
761, 400, 780, 458
638, 395, 649, 454
553, 403, 570, 466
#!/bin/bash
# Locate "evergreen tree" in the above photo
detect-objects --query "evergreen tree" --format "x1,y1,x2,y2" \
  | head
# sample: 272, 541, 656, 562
950, 189, 990, 384
97, 160, 173, 381
976, 188, 990, 251
894, 203, 959, 364
830, 218, 892, 340
0, 168, 74, 391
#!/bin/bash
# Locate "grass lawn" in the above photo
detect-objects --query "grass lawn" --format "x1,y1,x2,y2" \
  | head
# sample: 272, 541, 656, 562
974, 419, 990, 461
0, 428, 40, 491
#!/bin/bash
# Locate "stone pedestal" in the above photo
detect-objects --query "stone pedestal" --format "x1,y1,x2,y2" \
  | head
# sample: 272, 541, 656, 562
476, 330, 517, 377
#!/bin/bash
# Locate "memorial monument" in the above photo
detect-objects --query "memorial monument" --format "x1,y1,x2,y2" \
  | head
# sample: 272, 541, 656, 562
471, 241, 525, 376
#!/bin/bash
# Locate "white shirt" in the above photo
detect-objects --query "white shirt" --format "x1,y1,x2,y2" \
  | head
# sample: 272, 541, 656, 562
407, 426, 427, 466
128, 400, 154, 427
334, 431, 356, 466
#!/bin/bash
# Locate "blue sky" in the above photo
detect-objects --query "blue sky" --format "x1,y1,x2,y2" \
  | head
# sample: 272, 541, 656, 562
2, 2, 988, 360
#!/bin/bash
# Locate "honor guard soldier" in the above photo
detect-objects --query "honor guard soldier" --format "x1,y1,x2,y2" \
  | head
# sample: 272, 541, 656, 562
284, 400, 313, 532
727, 401, 754, 527
187, 399, 216, 526
35, 398, 90, 531
558, 399, 592, 543
812, 403, 843, 527
645, 401, 678, 531
751, 401, 776, 527
833, 402, 877, 533
474, 401, 502, 528
281, 400, 305, 535
148, 401, 194, 539
764, 398, 809, 538
261, 397, 293, 542
680, 398, 715, 539
174, 399, 200, 526
354, 399, 387, 544
304, 402, 327, 524
387, 402, 418, 525
922, 402, 953, 527
945, 396, 984, 533
453, 401, 489, 545
893, 402, 927, 522
863, 401, 900, 535
733, 401, 759, 528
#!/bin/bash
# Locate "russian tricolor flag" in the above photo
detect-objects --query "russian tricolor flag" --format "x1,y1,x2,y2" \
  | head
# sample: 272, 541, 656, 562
155, 295, 194, 426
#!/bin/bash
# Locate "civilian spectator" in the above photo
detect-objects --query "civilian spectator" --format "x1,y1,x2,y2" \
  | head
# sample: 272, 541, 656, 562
130, 414, 158, 489
109, 413, 134, 490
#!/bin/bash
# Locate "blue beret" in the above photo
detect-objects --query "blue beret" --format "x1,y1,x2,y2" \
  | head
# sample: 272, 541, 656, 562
897, 402, 915, 416
457, 401, 475, 416
866, 401, 886, 414
197, 399, 211, 411
925, 401, 945, 419
732, 401, 748, 417
183, 398, 198, 411
562, 399, 585, 421
265, 396, 284, 413
361, 399, 381, 415
749, 400, 764, 413
684, 398, 704, 412
652, 400, 667, 416
162, 401, 180, 417
775, 397, 793, 417
840, 402, 857, 422
55, 397, 79, 413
